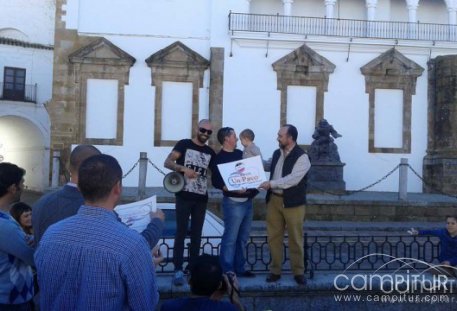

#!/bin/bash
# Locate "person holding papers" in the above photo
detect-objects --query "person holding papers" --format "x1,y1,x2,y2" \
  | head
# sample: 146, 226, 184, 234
211, 127, 258, 278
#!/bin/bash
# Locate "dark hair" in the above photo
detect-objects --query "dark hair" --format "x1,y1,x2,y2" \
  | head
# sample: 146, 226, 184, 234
189, 254, 223, 296
10, 202, 33, 234
78, 154, 122, 202
217, 127, 234, 145
240, 129, 255, 141
445, 215, 457, 222
283, 124, 298, 142
0, 163, 25, 197
69, 145, 101, 173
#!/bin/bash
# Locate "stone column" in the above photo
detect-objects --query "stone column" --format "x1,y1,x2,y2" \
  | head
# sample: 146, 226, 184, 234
283, 0, 293, 16
446, 0, 457, 24
324, 0, 336, 18
243, 0, 251, 13
365, 0, 377, 37
366, 0, 377, 21
406, 0, 419, 39
406, 0, 419, 22
325, 0, 337, 35
423, 56, 457, 195
208, 48, 224, 149
446, 0, 457, 40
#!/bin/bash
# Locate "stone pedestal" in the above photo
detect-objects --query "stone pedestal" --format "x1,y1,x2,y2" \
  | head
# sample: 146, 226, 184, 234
423, 156, 457, 194
307, 161, 346, 193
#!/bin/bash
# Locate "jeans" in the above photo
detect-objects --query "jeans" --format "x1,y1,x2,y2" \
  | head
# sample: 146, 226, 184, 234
220, 196, 253, 273
173, 196, 207, 271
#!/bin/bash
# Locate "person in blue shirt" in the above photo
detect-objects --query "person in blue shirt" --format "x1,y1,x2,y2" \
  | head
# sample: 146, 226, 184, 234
409, 215, 457, 276
0, 163, 35, 310
160, 254, 245, 311
35, 154, 164, 310
211, 127, 258, 277
32, 144, 101, 246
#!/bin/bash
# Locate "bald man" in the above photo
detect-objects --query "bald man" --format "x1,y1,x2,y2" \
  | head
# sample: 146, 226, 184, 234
32, 145, 101, 245
164, 119, 216, 286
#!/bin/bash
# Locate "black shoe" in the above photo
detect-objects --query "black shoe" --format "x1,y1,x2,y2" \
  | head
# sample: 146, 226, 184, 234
294, 275, 306, 285
266, 273, 281, 282
238, 271, 256, 278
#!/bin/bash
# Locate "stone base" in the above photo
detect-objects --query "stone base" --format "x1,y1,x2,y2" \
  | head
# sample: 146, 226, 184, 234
423, 156, 457, 195
307, 162, 346, 194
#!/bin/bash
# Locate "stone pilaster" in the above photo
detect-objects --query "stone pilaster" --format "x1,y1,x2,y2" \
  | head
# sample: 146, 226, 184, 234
209, 48, 224, 149
423, 56, 457, 194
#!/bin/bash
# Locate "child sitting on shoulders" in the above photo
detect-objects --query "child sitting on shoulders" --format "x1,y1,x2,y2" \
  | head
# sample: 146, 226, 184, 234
239, 129, 262, 159
408, 215, 457, 277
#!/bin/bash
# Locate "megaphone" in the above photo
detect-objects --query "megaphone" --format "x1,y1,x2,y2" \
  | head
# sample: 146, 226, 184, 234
163, 172, 185, 193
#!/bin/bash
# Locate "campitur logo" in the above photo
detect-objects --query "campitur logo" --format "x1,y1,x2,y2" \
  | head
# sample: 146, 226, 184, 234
333, 253, 457, 304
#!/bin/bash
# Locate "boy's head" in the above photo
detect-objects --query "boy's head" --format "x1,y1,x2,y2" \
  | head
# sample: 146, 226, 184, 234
240, 129, 255, 148
188, 254, 224, 296
0, 162, 26, 202
446, 216, 457, 235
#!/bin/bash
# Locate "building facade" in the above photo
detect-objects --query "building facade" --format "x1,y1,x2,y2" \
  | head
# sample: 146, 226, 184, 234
0, 0, 54, 191
41, 0, 457, 193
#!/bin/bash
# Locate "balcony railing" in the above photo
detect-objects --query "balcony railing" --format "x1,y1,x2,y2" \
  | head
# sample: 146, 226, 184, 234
229, 12, 457, 42
0, 82, 37, 103
155, 234, 440, 279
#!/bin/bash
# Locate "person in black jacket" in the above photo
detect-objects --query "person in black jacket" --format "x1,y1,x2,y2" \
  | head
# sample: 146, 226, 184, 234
259, 124, 311, 285
212, 127, 258, 277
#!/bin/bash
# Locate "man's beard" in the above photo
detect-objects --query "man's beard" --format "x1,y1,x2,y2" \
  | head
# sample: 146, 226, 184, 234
197, 133, 209, 144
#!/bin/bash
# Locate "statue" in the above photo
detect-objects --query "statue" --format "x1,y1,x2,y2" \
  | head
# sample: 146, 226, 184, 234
308, 119, 342, 163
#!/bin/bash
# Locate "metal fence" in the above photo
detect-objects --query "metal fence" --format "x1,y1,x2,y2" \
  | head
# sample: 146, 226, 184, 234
155, 234, 441, 278
0, 82, 37, 103
229, 12, 457, 42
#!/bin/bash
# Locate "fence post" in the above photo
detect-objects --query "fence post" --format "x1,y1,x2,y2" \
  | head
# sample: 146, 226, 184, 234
137, 152, 148, 200
398, 158, 408, 201
51, 151, 60, 188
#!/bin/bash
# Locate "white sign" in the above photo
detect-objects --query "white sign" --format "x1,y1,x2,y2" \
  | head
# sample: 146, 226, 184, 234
114, 195, 157, 232
216, 155, 267, 191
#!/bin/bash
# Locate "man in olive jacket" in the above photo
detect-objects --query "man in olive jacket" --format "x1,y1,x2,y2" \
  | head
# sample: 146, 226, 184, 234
259, 124, 311, 286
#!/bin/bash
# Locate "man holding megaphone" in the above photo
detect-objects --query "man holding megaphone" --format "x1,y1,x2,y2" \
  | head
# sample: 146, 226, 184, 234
164, 119, 216, 286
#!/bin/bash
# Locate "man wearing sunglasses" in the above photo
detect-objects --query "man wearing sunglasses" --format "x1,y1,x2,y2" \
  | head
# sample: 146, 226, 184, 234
164, 119, 216, 286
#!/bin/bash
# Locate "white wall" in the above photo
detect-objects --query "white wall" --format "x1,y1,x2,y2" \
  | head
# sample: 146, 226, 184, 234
0, 114, 49, 192
0, 0, 54, 191
74, 0, 211, 39
0, 0, 55, 44
58, 0, 455, 193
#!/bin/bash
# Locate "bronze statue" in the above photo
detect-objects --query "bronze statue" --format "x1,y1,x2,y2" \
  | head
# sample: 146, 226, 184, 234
308, 119, 342, 162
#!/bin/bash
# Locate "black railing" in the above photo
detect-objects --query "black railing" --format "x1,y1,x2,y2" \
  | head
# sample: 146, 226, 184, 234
229, 12, 457, 42
155, 234, 440, 278
0, 82, 37, 103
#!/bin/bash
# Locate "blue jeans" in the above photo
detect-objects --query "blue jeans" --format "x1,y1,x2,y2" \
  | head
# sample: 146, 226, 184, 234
220, 196, 253, 273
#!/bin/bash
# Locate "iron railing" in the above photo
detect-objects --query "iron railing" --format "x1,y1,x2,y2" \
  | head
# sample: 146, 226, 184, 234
0, 82, 37, 103
229, 12, 457, 42
155, 234, 440, 278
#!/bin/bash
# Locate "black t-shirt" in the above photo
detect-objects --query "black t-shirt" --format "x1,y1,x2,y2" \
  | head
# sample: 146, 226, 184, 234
173, 139, 216, 202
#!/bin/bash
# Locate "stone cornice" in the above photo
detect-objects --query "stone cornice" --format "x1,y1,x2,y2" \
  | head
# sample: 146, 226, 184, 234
0, 37, 53, 50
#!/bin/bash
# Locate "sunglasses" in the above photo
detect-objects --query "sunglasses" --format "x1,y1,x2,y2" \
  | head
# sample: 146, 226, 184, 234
199, 128, 213, 135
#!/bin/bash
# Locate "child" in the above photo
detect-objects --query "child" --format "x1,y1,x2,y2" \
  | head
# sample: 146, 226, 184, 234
408, 215, 457, 276
239, 129, 262, 159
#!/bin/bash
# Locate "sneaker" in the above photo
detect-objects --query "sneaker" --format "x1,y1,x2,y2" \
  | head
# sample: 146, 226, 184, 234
173, 270, 185, 286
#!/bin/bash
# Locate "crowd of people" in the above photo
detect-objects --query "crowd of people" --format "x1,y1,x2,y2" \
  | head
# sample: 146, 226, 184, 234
1, 118, 454, 310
